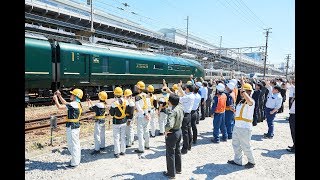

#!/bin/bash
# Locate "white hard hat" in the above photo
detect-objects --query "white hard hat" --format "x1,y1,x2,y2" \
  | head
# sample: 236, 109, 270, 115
226, 82, 235, 90
216, 83, 225, 92
195, 82, 202, 87
230, 79, 237, 85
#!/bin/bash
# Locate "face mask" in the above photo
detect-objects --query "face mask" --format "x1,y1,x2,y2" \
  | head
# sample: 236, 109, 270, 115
162, 92, 167, 95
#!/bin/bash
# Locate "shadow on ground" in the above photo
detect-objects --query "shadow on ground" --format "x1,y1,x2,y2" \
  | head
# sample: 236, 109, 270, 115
111, 171, 163, 180
251, 134, 263, 141
193, 163, 244, 179
255, 148, 293, 159
25, 160, 67, 171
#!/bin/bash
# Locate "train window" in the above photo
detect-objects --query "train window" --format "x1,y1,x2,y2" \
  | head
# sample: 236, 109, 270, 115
154, 64, 163, 70
125, 60, 130, 74
180, 66, 186, 71
168, 65, 173, 70
186, 66, 191, 71
102, 57, 109, 73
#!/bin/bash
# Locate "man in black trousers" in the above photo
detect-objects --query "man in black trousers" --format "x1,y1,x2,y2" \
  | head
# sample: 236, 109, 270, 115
163, 94, 184, 179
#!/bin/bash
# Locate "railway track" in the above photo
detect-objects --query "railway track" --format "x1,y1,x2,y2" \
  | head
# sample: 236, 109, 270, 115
25, 111, 95, 132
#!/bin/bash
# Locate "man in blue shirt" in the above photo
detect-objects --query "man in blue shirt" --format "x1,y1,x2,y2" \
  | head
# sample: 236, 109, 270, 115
263, 81, 283, 138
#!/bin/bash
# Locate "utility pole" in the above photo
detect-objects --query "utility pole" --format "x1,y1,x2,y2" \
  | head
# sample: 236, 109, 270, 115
263, 28, 272, 78
89, 0, 94, 32
185, 16, 189, 51
285, 54, 291, 79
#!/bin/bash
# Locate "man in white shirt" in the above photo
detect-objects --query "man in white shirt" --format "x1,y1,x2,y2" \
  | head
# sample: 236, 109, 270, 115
287, 97, 295, 153
286, 80, 295, 109
227, 82, 255, 169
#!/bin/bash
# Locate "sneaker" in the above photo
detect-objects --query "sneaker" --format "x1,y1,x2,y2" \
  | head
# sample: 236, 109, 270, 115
263, 134, 273, 139
145, 147, 150, 150
163, 171, 175, 179
120, 152, 125, 155
244, 162, 255, 168
114, 154, 120, 158
159, 133, 164, 136
227, 160, 242, 166
90, 150, 100, 155
100, 147, 106, 151
176, 171, 182, 174
134, 149, 144, 153
126, 145, 131, 148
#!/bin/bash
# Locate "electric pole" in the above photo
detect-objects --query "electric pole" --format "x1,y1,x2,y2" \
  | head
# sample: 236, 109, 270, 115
263, 28, 272, 78
90, 0, 94, 32
185, 16, 189, 51
219, 36, 222, 60
285, 54, 291, 79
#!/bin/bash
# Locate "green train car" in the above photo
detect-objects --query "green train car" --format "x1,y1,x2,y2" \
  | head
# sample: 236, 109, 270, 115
25, 37, 204, 103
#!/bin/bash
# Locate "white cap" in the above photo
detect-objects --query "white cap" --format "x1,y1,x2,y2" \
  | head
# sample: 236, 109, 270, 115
230, 79, 237, 86
195, 82, 202, 87
226, 82, 235, 90
216, 83, 225, 92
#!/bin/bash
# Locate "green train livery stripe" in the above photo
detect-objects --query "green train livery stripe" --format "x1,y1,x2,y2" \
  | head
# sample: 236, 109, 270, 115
25, 72, 49, 74
91, 73, 190, 77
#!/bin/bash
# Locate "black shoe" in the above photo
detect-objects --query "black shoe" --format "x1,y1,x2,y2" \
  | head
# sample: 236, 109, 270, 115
134, 149, 144, 153
176, 171, 182, 174
196, 122, 199, 124
163, 171, 175, 179
120, 152, 125, 155
100, 147, 106, 151
286, 148, 295, 153
228, 136, 232, 139
244, 162, 255, 168
288, 146, 294, 149
187, 147, 191, 151
193, 141, 197, 144
211, 139, 220, 143
145, 147, 150, 150
227, 160, 242, 166
221, 138, 227, 142
66, 164, 77, 169
159, 133, 164, 136
263, 134, 273, 139
181, 149, 188, 154
90, 150, 100, 155
150, 135, 156, 138
126, 145, 131, 148
114, 154, 120, 158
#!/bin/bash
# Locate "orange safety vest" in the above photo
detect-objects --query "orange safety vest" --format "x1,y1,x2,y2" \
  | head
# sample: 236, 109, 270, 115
215, 94, 227, 113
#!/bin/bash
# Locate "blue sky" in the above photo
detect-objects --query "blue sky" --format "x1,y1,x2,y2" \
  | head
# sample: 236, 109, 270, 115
81, 0, 294, 65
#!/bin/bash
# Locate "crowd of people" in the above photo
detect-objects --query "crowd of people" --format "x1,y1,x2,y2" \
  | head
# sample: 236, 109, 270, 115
52, 75, 295, 179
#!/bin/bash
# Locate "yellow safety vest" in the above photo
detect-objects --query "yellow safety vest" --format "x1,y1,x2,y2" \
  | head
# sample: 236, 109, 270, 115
164, 96, 169, 108
95, 104, 106, 119
114, 101, 127, 119
139, 94, 148, 110
150, 95, 154, 108
235, 102, 252, 123
66, 102, 82, 122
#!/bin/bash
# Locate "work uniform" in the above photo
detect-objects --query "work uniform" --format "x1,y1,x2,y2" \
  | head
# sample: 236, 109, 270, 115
288, 98, 295, 149
135, 92, 150, 152
199, 86, 208, 120
191, 92, 201, 143
287, 83, 295, 109
232, 99, 256, 165
265, 86, 283, 137
211, 92, 227, 143
110, 98, 129, 155
158, 93, 170, 135
165, 104, 184, 178
125, 97, 135, 147
148, 94, 158, 137
89, 102, 106, 151
65, 101, 82, 166
225, 91, 235, 139
179, 91, 194, 152
251, 89, 261, 126
205, 86, 213, 117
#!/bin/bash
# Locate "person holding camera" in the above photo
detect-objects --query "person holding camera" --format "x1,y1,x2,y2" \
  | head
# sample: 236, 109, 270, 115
52, 89, 83, 168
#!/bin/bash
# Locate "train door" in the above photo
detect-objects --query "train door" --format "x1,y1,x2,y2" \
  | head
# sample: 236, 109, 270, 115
75, 53, 90, 84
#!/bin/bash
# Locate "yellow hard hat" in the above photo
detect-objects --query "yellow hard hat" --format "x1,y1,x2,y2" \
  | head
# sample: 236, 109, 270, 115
172, 84, 179, 91
147, 85, 154, 92
186, 81, 193, 85
136, 81, 145, 89
114, 87, 123, 96
70, 88, 83, 99
243, 83, 253, 91
124, 89, 133, 97
98, 91, 108, 101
